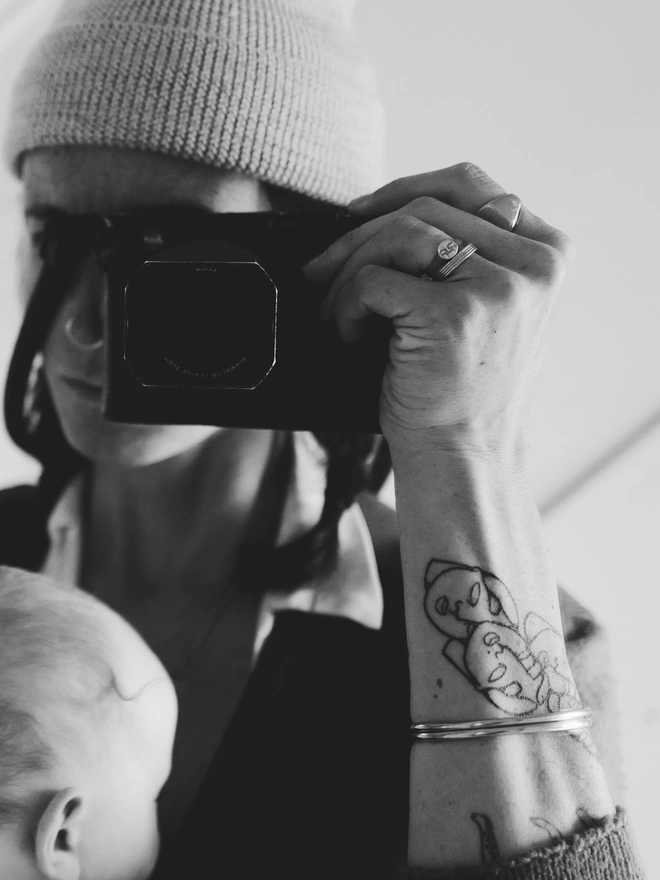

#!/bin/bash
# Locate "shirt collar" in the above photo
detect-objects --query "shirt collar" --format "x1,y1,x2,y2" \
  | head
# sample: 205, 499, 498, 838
41, 434, 384, 636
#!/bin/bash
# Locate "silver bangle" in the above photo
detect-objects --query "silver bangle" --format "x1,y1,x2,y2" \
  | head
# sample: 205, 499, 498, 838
411, 707, 592, 741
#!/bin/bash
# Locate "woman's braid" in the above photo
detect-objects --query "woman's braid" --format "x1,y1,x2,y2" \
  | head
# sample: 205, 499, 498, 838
258, 432, 391, 592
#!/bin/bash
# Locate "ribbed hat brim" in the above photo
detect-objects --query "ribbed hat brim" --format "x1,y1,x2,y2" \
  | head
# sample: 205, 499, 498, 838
4, 0, 386, 205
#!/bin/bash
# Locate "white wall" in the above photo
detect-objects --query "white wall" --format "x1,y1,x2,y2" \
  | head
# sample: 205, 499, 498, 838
543, 422, 660, 878
355, 0, 660, 506
355, 3, 658, 873
0, 0, 657, 873
0, 0, 55, 488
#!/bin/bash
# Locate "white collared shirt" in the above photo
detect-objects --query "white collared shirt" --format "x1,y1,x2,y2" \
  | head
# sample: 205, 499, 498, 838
41, 433, 384, 659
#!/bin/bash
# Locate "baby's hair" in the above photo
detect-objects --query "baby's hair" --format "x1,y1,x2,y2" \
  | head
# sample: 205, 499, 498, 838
0, 566, 135, 829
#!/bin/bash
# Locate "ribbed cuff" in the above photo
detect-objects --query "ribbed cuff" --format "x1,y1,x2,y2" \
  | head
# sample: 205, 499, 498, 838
392, 807, 646, 880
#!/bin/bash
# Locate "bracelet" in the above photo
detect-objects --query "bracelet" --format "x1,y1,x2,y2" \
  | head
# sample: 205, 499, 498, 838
411, 707, 592, 741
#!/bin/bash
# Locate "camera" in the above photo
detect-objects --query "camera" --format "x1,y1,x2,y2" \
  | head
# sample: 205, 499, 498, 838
96, 210, 390, 433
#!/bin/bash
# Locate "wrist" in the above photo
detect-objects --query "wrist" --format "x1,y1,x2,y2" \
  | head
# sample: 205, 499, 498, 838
389, 431, 533, 500
385, 420, 531, 477
390, 424, 563, 725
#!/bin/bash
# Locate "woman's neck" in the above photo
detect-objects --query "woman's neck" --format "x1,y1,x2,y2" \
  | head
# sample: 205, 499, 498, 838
81, 428, 278, 609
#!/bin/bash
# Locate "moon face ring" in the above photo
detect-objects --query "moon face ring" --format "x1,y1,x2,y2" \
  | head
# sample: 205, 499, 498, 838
421, 238, 460, 280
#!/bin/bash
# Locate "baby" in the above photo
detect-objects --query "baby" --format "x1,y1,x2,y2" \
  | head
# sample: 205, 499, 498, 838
0, 565, 178, 880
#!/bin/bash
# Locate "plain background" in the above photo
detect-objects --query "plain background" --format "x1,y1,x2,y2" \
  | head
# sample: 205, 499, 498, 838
0, 0, 657, 874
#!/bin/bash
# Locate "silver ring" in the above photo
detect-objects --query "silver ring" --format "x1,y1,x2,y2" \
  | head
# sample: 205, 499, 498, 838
427, 242, 477, 280
477, 193, 522, 231
420, 237, 462, 281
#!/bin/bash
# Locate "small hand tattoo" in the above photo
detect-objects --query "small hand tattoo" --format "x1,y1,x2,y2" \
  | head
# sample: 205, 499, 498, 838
530, 816, 563, 843
575, 807, 604, 830
529, 808, 605, 845
471, 812, 500, 865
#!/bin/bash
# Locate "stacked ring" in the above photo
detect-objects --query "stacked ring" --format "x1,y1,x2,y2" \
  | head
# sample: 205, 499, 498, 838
422, 240, 478, 281
421, 237, 460, 279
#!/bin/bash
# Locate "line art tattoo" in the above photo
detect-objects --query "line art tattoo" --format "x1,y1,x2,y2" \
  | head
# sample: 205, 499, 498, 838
530, 808, 605, 845
530, 816, 563, 843
470, 812, 500, 865
424, 560, 581, 715
575, 807, 604, 830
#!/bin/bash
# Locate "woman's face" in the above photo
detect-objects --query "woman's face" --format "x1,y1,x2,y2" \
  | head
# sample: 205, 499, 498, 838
20, 147, 273, 466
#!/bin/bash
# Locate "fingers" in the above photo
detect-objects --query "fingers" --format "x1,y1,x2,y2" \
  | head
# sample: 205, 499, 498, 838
515, 206, 576, 264
324, 213, 459, 295
305, 200, 563, 291
330, 258, 510, 345
331, 260, 496, 347
349, 162, 507, 216
316, 213, 493, 332
347, 162, 575, 263
400, 200, 572, 280
301, 162, 574, 349
329, 264, 444, 343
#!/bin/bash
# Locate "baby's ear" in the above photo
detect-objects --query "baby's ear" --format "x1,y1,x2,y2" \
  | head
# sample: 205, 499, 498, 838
34, 788, 85, 880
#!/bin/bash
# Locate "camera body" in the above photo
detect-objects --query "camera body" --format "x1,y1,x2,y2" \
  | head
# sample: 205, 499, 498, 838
98, 210, 391, 433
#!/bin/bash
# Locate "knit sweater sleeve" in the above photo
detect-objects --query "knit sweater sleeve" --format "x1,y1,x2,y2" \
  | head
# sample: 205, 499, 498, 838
392, 807, 645, 880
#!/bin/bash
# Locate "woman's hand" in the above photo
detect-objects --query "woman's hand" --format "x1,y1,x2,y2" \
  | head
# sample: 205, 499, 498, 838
302, 163, 574, 455
302, 167, 623, 872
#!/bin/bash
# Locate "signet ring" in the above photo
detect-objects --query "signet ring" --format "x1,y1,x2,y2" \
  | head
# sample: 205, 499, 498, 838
477, 194, 522, 231
422, 240, 477, 281
421, 238, 461, 280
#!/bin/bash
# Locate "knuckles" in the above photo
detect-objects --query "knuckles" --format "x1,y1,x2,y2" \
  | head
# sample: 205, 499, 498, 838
406, 195, 442, 215
354, 262, 384, 289
524, 241, 569, 288
336, 224, 363, 253
390, 211, 426, 237
474, 264, 524, 305
450, 161, 491, 185
555, 231, 577, 267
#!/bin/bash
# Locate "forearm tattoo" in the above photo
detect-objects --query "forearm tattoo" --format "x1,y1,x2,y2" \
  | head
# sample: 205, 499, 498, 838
424, 559, 580, 715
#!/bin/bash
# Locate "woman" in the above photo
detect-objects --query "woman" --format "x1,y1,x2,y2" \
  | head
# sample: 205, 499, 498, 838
0, 0, 644, 878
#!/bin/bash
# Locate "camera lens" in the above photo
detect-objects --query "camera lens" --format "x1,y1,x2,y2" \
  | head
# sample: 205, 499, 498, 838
157, 266, 257, 378
125, 259, 277, 389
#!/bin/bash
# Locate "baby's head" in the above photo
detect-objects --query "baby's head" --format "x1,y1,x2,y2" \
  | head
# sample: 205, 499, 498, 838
0, 566, 177, 880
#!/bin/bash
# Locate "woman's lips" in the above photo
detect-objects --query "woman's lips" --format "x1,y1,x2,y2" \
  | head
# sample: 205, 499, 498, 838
61, 376, 103, 402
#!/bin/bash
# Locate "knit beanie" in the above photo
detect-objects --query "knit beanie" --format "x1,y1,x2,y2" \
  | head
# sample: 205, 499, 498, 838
4, 0, 386, 205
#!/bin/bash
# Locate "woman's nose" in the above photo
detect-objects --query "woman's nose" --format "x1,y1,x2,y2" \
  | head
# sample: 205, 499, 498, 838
63, 256, 106, 351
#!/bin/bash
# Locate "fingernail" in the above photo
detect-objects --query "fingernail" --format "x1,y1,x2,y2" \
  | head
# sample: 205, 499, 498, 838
347, 194, 372, 211
302, 251, 327, 273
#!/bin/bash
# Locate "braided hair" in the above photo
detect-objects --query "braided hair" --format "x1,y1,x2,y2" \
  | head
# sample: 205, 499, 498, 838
237, 185, 395, 590
243, 430, 391, 592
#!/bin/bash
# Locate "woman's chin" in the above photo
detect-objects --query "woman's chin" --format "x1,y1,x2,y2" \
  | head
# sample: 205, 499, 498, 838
60, 412, 221, 468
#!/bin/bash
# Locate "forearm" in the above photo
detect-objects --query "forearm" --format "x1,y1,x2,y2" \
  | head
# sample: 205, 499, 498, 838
390, 437, 615, 870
